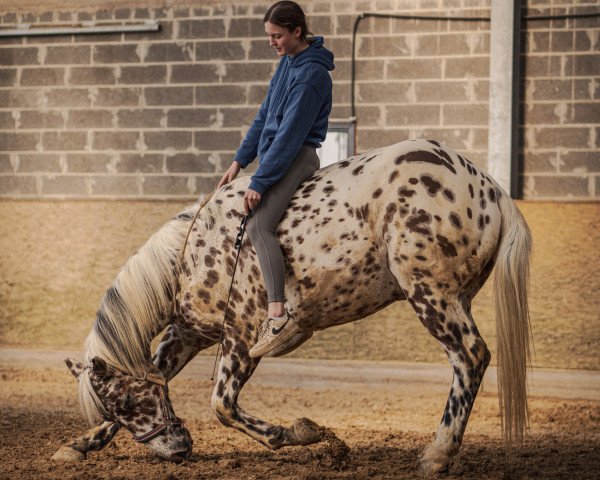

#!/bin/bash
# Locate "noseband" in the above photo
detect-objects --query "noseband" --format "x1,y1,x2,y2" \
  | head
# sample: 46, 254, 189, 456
128, 371, 185, 444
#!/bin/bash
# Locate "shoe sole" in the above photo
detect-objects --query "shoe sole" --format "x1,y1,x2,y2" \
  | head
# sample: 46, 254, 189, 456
249, 322, 300, 358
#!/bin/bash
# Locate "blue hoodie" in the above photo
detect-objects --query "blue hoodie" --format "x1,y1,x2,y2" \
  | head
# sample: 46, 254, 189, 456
234, 36, 335, 195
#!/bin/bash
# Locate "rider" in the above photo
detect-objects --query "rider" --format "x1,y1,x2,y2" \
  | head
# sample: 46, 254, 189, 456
217, 1, 335, 358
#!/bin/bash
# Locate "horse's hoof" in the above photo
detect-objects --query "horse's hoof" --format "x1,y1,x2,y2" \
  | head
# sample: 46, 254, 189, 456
419, 446, 451, 476
52, 446, 86, 462
292, 417, 322, 445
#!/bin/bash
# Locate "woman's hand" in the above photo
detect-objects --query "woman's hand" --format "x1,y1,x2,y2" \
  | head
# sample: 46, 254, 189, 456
244, 189, 261, 215
217, 161, 241, 189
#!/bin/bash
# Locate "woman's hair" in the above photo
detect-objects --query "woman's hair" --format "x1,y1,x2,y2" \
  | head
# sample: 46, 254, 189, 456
264, 1, 313, 42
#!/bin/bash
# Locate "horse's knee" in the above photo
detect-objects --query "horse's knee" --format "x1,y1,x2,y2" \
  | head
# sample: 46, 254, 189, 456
210, 392, 233, 427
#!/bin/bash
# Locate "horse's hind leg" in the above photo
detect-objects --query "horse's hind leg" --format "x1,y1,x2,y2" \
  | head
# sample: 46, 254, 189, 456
55, 323, 216, 460
211, 335, 323, 450
408, 290, 490, 475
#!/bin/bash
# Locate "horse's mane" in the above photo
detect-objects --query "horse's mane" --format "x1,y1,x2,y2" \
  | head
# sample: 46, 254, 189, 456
78, 198, 203, 424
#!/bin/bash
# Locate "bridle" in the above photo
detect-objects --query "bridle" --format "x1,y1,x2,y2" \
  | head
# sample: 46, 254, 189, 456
128, 371, 185, 444
90, 365, 185, 444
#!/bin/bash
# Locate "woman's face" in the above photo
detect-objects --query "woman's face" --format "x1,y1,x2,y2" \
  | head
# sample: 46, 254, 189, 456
265, 21, 304, 57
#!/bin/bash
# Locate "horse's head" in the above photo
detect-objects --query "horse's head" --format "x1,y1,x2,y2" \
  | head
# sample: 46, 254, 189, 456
65, 357, 192, 462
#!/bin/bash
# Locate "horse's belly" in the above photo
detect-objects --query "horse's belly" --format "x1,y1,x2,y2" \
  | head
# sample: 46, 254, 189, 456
288, 252, 404, 331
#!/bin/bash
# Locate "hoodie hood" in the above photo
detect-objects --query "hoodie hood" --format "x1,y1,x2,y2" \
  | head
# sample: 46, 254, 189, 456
290, 36, 335, 71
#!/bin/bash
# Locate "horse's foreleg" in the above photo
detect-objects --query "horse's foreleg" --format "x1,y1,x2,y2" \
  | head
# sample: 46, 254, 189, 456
211, 335, 323, 450
56, 323, 215, 460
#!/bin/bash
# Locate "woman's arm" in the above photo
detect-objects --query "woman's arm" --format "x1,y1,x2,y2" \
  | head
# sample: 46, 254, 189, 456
247, 79, 327, 195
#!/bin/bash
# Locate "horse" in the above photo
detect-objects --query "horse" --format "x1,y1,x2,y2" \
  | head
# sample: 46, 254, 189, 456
58, 138, 532, 474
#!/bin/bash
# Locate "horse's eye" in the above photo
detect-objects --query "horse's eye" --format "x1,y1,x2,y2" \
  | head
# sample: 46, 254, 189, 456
120, 394, 133, 410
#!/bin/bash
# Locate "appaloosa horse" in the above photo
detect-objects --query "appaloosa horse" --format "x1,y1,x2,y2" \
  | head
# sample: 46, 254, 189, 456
58, 139, 532, 474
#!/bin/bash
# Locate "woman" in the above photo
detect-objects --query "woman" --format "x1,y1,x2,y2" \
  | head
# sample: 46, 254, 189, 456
217, 1, 335, 358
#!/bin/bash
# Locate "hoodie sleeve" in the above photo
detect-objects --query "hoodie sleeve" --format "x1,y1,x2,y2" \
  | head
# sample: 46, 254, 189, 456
233, 93, 270, 168
248, 80, 326, 195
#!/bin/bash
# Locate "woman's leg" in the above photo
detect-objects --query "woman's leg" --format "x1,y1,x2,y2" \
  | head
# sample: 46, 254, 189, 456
246, 145, 320, 356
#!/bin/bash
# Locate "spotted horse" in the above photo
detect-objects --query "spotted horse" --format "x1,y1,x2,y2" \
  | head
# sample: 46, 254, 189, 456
57, 139, 532, 475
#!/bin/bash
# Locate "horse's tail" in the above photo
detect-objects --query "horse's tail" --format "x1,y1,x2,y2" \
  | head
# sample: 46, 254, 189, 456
493, 189, 533, 447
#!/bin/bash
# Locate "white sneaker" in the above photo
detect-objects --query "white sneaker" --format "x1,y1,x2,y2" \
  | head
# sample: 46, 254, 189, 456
249, 311, 300, 358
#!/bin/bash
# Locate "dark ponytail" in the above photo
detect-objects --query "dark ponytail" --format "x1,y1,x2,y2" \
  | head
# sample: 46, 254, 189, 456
263, 1, 313, 43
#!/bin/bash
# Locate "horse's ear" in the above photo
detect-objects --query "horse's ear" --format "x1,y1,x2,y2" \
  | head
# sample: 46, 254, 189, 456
91, 357, 110, 378
64, 357, 85, 380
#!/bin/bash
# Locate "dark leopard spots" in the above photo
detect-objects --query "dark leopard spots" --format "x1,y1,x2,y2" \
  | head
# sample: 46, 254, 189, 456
420, 175, 442, 196
394, 150, 456, 174
372, 188, 383, 198
449, 213, 462, 229
352, 165, 364, 175
436, 235, 458, 257
389, 170, 399, 182
406, 209, 432, 236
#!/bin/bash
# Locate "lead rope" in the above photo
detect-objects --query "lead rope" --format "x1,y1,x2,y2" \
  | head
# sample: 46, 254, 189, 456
211, 211, 252, 381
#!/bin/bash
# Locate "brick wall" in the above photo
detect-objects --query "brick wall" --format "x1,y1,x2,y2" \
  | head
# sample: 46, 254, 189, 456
0, 0, 598, 199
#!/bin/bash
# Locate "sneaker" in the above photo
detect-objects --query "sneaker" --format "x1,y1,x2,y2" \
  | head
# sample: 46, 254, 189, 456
249, 311, 300, 358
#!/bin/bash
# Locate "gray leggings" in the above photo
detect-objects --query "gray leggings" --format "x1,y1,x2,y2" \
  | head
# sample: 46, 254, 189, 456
247, 144, 320, 303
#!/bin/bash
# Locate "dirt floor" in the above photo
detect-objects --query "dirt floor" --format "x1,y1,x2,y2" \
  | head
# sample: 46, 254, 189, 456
0, 361, 599, 480
0, 200, 599, 369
